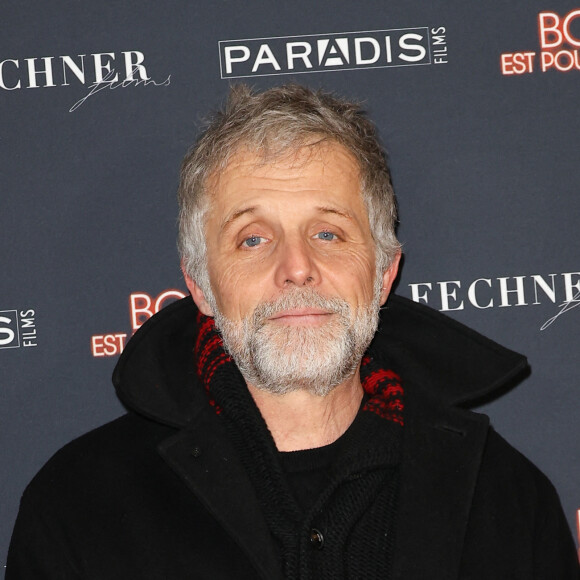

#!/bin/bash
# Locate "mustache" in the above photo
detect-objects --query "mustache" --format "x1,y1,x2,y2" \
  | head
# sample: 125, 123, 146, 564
250, 288, 351, 325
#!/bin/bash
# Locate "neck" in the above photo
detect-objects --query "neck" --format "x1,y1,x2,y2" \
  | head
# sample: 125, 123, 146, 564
247, 370, 364, 452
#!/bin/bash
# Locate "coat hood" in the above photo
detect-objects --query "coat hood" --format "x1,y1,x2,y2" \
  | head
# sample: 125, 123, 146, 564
112, 294, 528, 428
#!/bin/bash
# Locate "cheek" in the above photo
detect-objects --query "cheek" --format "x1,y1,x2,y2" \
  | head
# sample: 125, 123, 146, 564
323, 249, 377, 304
208, 258, 269, 320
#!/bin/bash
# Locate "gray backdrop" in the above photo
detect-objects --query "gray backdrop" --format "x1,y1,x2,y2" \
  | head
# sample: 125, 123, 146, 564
2, 0, 579, 573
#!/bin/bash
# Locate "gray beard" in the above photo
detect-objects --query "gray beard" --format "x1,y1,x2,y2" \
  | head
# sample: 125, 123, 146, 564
208, 284, 382, 397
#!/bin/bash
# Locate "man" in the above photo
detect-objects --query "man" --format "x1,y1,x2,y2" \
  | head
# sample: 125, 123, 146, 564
8, 84, 578, 578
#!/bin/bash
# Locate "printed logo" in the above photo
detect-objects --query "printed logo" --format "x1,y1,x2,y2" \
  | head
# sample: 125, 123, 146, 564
407, 271, 580, 330
0, 50, 171, 111
91, 290, 186, 357
219, 26, 447, 79
501, 8, 580, 74
0, 309, 38, 349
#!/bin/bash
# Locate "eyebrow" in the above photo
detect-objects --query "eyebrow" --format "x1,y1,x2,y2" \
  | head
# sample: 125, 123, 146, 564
315, 206, 355, 221
220, 204, 354, 233
220, 206, 257, 233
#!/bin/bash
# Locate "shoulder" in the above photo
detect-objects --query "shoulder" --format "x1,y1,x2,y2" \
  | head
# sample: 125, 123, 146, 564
479, 427, 561, 504
463, 426, 579, 576
21, 413, 176, 508
476, 424, 572, 535
476, 425, 575, 539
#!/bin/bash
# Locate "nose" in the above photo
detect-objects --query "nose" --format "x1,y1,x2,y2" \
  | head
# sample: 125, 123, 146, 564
274, 237, 320, 288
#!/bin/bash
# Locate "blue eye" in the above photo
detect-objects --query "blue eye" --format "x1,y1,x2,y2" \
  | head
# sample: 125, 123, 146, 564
242, 235, 265, 247
316, 231, 337, 241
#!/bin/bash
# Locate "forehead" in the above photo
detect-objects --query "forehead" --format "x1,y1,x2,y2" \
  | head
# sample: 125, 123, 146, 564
206, 142, 366, 217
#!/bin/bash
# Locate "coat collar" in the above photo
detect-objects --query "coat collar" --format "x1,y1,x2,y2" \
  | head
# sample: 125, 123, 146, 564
371, 295, 528, 406
113, 294, 528, 428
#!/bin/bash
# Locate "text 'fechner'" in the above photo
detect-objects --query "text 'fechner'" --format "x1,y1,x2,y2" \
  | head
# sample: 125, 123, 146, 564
219, 27, 447, 79
0, 51, 171, 111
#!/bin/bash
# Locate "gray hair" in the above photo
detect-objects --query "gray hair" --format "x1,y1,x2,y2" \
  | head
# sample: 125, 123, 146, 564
178, 83, 400, 295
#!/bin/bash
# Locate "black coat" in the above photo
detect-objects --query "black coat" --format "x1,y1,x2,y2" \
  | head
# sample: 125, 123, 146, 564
7, 295, 579, 579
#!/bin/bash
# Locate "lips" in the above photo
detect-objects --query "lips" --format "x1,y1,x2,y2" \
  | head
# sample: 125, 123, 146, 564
268, 308, 334, 326
269, 308, 332, 319
251, 288, 348, 327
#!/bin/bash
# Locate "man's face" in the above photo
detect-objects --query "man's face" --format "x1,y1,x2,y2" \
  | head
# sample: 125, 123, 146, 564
185, 142, 399, 395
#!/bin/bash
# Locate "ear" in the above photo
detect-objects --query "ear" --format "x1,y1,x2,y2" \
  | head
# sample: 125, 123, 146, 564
181, 265, 215, 317
379, 251, 401, 306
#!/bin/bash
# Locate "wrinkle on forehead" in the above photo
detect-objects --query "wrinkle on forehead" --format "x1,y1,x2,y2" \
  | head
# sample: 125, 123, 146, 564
206, 139, 361, 199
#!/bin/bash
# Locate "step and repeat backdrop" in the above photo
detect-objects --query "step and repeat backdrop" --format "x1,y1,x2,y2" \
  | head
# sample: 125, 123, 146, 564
1, 0, 579, 571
